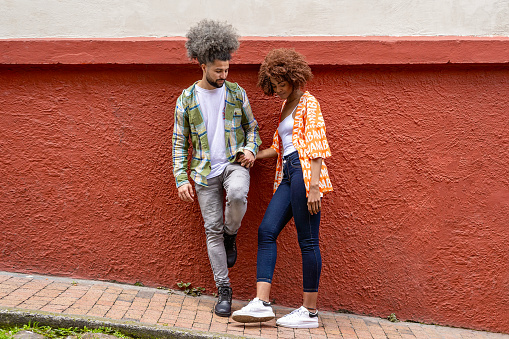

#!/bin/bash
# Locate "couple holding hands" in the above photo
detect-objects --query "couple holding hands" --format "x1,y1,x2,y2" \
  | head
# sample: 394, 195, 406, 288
172, 19, 332, 329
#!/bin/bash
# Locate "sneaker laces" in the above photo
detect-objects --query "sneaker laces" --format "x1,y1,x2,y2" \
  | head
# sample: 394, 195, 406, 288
248, 297, 268, 307
284, 306, 309, 319
241, 298, 259, 310
248, 298, 260, 305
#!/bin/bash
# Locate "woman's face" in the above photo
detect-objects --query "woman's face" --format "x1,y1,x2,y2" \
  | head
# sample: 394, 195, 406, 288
270, 77, 293, 100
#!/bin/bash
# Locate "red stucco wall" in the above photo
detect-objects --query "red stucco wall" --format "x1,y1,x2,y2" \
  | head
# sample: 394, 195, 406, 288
1, 38, 508, 333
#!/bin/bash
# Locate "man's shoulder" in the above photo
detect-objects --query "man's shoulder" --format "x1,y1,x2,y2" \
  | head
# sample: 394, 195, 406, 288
225, 81, 247, 100
228, 80, 249, 92
176, 83, 199, 111
180, 82, 199, 98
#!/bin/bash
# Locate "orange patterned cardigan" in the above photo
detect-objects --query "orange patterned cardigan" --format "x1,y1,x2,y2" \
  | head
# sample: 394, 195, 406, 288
269, 91, 333, 197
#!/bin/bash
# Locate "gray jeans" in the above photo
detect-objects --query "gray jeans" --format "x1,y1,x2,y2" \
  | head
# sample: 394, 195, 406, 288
195, 163, 250, 288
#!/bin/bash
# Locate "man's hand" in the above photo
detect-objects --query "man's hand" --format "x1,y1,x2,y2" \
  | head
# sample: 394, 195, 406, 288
237, 150, 255, 168
178, 183, 194, 202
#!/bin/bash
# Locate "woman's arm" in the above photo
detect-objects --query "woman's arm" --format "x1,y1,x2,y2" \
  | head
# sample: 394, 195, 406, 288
238, 147, 276, 166
308, 158, 322, 215
256, 147, 278, 160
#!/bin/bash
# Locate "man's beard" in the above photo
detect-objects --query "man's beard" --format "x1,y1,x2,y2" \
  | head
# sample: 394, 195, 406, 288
206, 74, 225, 88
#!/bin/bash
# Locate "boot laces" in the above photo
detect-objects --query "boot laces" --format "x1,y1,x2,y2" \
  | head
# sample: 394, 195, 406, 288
218, 287, 231, 302
225, 234, 236, 250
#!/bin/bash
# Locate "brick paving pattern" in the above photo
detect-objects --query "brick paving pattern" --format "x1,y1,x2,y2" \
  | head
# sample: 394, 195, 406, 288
0, 272, 507, 339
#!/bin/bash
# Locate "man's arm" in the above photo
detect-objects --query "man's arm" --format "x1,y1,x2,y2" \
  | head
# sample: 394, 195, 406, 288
172, 95, 191, 189
239, 90, 261, 167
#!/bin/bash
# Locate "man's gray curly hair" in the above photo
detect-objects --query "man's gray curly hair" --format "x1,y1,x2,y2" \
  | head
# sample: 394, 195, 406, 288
185, 19, 240, 65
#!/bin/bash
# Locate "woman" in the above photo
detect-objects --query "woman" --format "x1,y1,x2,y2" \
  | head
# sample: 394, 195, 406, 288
232, 48, 332, 328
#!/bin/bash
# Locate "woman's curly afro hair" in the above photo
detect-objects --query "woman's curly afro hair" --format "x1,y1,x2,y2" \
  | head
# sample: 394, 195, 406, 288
185, 19, 240, 65
257, 48, 313, 96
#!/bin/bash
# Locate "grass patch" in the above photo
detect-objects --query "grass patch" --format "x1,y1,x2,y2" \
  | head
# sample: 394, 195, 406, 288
0, 322, 134, 338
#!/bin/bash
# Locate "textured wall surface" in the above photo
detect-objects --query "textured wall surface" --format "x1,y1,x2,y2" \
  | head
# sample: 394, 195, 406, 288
1, 47, 508, 332
1, 0, 509, 38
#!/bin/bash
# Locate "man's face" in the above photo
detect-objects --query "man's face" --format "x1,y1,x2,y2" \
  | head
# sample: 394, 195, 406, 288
202, 60, 229, 88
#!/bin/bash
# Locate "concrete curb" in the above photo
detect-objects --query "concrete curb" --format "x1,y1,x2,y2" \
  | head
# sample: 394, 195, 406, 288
0, 308, 244, 339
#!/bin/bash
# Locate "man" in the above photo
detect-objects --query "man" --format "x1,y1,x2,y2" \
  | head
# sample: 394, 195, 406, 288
172, 19, 261, 317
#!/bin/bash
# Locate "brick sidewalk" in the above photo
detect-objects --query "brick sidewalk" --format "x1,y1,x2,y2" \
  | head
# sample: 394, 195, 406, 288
0, 271, 507, 339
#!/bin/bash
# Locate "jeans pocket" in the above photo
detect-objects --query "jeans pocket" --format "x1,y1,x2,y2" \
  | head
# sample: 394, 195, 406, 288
289, 156, 301, 169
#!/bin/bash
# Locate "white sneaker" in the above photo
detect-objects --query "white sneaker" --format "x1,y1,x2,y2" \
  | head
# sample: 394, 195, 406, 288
232, 298, 275, 323
276, 306, 319, 328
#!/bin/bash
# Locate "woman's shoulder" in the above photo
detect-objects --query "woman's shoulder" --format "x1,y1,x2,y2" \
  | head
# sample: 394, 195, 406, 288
303, 91, 319, 105
303, 91, 314, 98
301, 92, 321, 112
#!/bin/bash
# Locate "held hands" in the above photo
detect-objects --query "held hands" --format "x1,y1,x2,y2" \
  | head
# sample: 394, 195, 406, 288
236, 150, 255, 168
307, 185, 321, 215
178, 150, 254, 202
178, 183, 194, 202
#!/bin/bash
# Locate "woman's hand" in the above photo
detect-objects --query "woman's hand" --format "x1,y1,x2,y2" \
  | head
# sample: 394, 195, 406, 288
237, 150, 255, 168
307, 184, 321, 215
308, 158, 322, 215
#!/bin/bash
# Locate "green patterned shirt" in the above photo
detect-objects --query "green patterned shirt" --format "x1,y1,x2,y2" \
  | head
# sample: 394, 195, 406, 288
172, 81, 261, 187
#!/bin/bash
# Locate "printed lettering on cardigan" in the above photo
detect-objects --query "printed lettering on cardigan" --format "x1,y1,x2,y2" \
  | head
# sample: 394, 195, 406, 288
270, 92, 333, 197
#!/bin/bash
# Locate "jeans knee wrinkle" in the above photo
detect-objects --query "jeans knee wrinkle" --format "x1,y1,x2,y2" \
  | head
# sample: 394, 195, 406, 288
204, 221, 225, 235
226, 193, 248, 206
258, 204, 291, 243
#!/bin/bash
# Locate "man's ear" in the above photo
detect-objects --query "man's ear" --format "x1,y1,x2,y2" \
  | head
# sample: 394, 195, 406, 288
200, 63, 207, 73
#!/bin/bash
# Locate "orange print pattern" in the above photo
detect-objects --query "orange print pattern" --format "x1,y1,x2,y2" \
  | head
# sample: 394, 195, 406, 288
270, 92, 333, 197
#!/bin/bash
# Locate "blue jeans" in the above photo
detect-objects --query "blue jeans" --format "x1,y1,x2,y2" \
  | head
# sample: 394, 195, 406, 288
257, 151, 322, 292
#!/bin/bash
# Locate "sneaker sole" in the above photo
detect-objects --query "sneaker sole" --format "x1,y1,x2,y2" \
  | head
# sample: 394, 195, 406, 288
276, 322, 319, 328
232, 314, 275, 323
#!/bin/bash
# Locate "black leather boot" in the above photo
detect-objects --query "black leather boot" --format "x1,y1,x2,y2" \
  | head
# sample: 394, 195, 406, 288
224, 233, 237, 268
215, 286, 232, 317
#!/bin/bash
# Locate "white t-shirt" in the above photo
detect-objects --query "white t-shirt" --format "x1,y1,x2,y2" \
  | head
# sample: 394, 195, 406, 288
278, 109, 297, 156
195, 85, 229, 179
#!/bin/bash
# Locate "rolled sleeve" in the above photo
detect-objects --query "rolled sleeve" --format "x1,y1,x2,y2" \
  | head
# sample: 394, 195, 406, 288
304, 100, 331, 160
270, 130, 280, 153
240, 91, 262, 155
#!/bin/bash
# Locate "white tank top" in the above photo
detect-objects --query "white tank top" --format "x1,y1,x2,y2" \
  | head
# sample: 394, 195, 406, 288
277, 108, 297, 156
